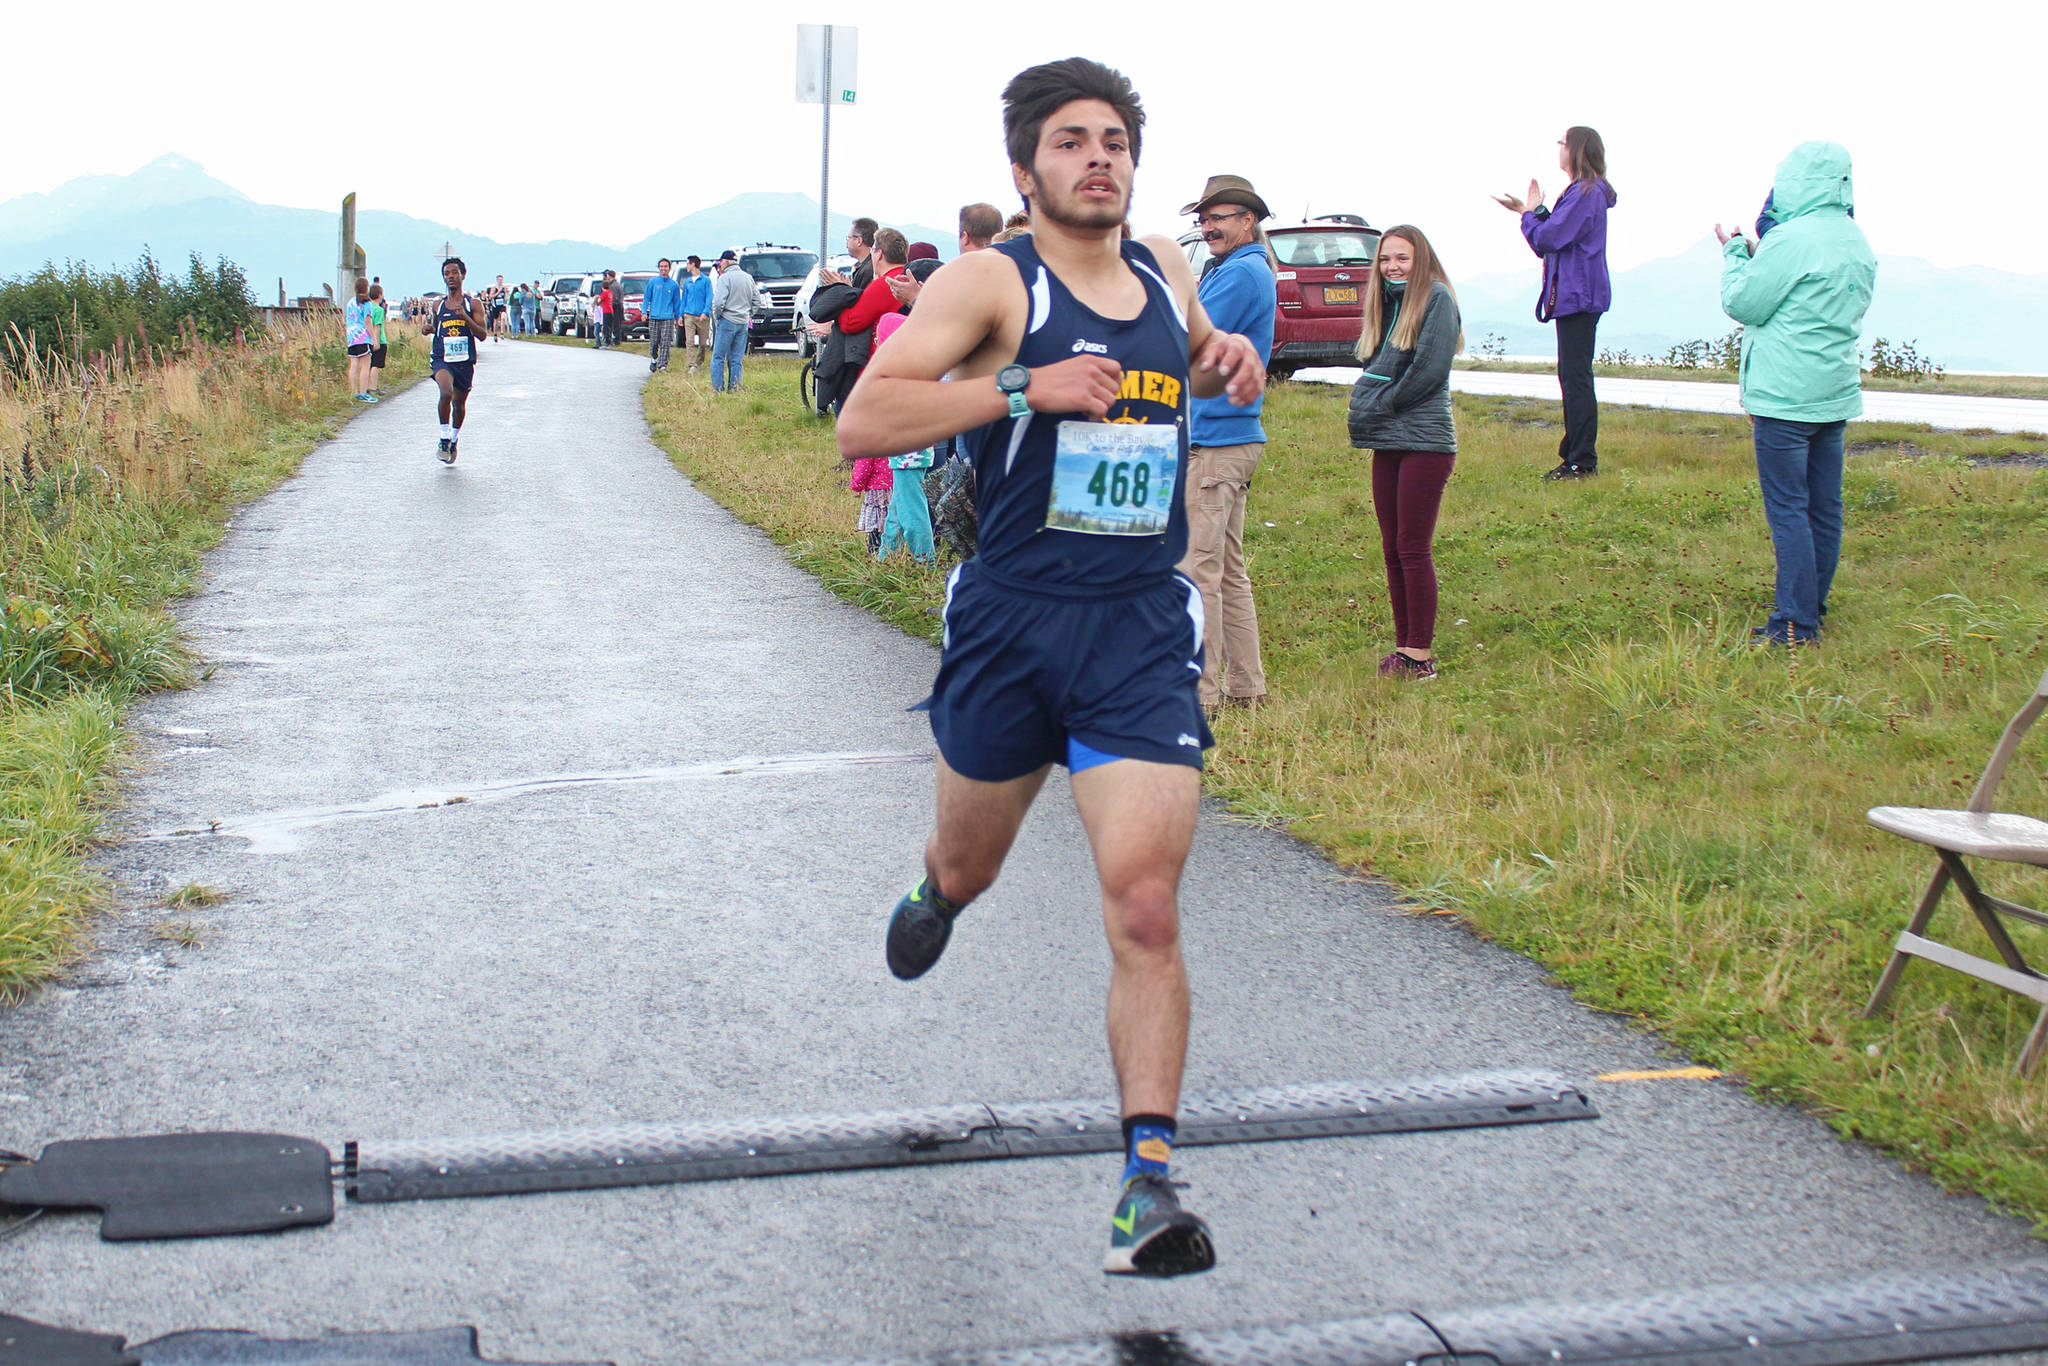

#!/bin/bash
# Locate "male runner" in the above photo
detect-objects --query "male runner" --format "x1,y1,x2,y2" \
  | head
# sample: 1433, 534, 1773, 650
425, 257, 488, 464
837, 56, 1263, 1279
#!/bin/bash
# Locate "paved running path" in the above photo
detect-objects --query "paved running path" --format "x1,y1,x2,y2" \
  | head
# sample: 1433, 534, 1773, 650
1299, 365, 2048, 435
2, 341, 2040, 1364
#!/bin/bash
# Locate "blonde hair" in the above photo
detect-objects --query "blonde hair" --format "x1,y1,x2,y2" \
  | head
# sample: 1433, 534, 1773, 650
1355, 225, 1461, 359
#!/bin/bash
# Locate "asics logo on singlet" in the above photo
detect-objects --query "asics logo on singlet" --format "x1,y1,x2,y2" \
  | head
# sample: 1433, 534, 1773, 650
1071, 338, 1109, 355
1178, 734, 1200, 747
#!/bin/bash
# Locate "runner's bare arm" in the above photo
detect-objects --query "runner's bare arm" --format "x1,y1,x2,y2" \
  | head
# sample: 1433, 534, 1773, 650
838, 255, 1123, 459
1142, 235, 1264, 406
468, 296, 490, 335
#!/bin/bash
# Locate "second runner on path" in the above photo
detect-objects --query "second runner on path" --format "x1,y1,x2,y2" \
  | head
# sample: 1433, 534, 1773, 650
426, 257, 489, 465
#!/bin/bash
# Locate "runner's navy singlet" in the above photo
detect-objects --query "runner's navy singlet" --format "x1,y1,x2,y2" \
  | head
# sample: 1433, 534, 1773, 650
962, 237, 1191, 592
432, 296, 478, 368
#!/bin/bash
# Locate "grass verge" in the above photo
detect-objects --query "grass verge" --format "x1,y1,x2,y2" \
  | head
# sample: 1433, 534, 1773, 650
0, 319, 426, 998
647, 354, 2048, 1231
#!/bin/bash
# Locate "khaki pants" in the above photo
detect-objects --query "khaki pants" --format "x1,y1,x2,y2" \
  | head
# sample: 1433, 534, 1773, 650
682, 313, 713, 368
1175, 441, 1268, 706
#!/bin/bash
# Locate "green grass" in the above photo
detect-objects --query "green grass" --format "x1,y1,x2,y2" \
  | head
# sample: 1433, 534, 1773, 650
647, 354, 2048, 1230
1456, 357, 2048, 401
0, 323, 427, 999
151, 917, 204, 948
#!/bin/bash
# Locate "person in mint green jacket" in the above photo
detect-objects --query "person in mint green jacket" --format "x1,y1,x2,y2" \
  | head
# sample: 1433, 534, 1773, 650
1717, 141, 1876, 647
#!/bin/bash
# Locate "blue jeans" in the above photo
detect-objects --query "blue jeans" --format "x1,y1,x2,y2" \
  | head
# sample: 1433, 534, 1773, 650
711, 319, 746, 391
524, 306, 538, 335
1752, 415, 1846, 638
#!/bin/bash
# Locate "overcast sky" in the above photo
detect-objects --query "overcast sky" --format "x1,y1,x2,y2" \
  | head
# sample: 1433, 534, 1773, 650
10, 0, 2035, 282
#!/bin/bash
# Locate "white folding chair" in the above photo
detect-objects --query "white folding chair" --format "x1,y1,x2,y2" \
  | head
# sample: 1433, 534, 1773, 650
1864, 665, 2048, 1074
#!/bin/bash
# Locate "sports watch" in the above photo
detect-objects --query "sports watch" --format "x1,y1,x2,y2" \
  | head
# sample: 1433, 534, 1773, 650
996, 363, 1032, 418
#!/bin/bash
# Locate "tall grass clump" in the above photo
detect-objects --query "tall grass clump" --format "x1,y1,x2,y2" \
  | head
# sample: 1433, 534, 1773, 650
0, 300, 425, 999
652, 355, 2048, 1229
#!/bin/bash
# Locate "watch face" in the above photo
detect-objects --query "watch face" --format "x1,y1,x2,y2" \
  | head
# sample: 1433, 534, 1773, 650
998, 364, 1030, 393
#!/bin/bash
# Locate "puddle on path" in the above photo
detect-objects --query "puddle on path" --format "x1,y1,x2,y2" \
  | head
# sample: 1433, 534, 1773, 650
142, 750, 928, 854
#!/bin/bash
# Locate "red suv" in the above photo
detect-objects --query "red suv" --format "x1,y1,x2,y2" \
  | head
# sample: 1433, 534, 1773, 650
618, 271, 655, 341
1183, 216, 1381, 380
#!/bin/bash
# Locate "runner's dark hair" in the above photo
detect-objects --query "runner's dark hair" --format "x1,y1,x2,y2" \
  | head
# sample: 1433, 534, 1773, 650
1002, 58, 1144, 173
444, 257, 467, 277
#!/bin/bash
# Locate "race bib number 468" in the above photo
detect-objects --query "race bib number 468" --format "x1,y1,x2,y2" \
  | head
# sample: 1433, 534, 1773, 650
1046, 421, 1179, 536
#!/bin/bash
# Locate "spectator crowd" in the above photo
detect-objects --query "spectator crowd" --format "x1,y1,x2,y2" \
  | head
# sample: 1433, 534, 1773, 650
356, 126, 1877, 695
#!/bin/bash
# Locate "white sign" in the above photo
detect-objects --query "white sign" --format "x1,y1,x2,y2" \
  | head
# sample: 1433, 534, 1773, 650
795, 24, 858, 105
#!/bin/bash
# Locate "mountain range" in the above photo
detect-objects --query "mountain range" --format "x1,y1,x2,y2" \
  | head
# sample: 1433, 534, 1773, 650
4, 156, 2044, 372
0, 156, 956, 303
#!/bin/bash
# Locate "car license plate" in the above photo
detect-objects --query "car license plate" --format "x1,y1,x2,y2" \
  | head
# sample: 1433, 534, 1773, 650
1324, 285, 1359, 305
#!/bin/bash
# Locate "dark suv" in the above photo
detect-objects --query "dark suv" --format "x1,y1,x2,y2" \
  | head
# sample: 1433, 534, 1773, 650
1182, 217, 1381, 380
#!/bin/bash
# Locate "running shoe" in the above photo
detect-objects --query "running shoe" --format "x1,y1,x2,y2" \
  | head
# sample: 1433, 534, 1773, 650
436, 438, 450, 459
1379, 653, 1437, 682
440, 442, 458, 466
1103, 1174, 1216, 1277
885, 878, 961, 980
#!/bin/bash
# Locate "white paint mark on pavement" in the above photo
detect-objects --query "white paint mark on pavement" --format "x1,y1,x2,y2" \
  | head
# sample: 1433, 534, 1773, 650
144, 750, 930, 854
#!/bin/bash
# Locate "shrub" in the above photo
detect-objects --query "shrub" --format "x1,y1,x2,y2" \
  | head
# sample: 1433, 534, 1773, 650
0, 250, 257, 369
1865, 338, 1944, 383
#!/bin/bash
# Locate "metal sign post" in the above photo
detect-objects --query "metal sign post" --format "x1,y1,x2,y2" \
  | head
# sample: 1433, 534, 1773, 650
796, 25, 858, 267
821, 36, 831, 265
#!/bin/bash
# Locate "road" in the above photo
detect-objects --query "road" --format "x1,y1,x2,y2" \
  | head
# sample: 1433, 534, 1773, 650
1296, 365, 2048, 436
1, 340, 2040, 1365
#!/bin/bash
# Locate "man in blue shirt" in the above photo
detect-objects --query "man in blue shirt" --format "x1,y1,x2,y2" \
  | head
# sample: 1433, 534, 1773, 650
643, 258, 685, 373
680, 256, 714, 373
1176, 175, 1277, 713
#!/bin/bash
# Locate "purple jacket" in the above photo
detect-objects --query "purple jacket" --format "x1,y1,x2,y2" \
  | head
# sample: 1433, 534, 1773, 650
1520, 178, 1616, 321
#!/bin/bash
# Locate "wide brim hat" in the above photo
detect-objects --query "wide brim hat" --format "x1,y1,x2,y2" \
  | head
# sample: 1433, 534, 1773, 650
1180, 174, 1271, 220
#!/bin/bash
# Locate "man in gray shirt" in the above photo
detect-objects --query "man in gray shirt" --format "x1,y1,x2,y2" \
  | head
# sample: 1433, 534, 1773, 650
709, 250, 756, 394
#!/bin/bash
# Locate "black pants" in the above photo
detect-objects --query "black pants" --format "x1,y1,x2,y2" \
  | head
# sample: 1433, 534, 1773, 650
1555, 312, 1600, 471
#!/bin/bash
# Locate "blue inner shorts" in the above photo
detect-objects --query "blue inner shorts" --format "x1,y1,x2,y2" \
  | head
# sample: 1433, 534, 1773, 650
1067, 737, 1126, 774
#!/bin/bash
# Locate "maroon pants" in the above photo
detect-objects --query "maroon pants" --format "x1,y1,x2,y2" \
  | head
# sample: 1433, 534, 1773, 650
1370, 449, 1455, 649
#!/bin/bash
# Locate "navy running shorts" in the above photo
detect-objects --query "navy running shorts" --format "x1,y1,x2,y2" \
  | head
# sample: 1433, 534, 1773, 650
926, 562, 1213, 783
432, 361, 475, 393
